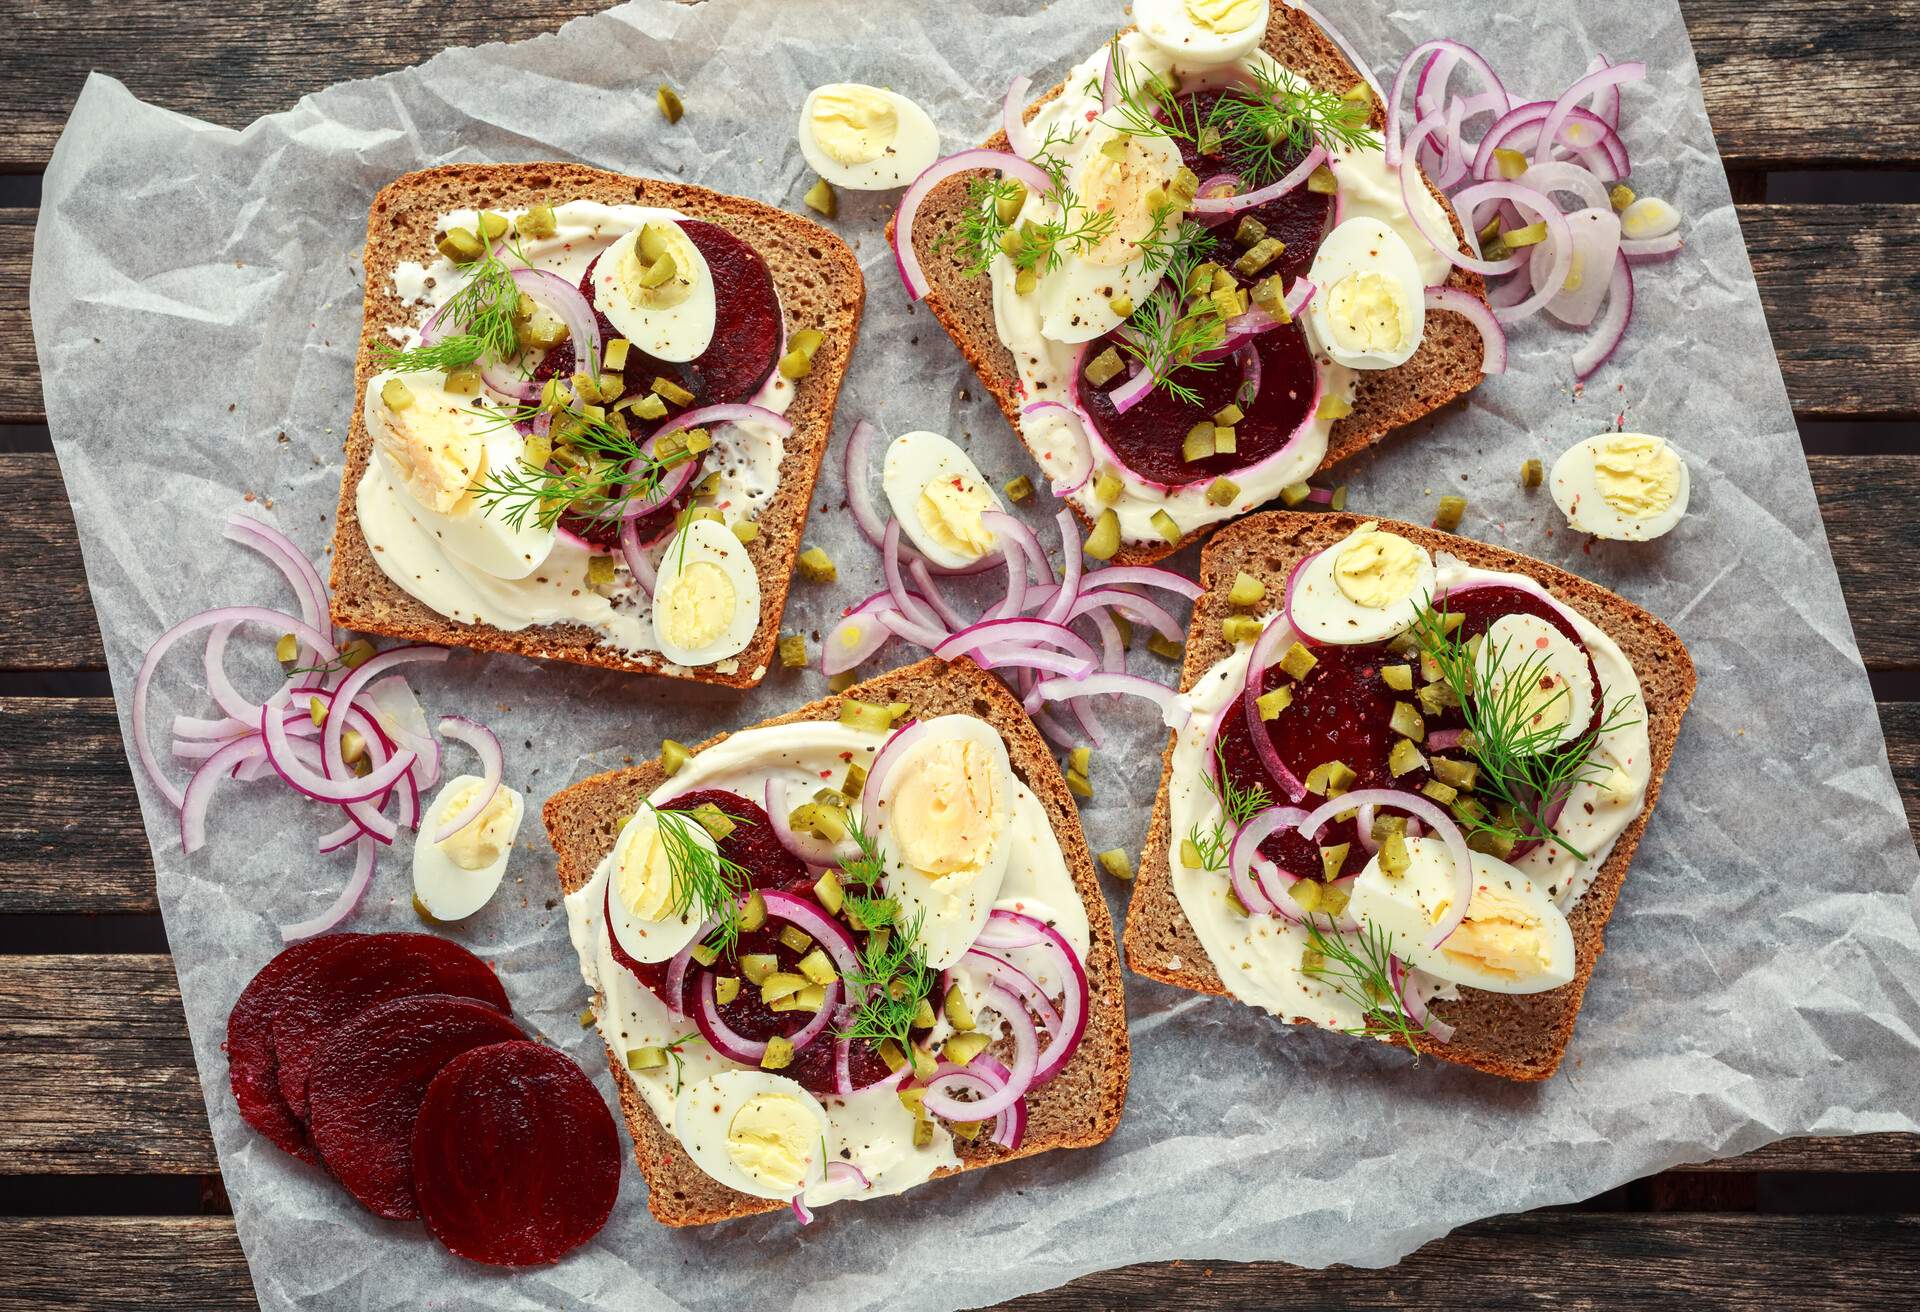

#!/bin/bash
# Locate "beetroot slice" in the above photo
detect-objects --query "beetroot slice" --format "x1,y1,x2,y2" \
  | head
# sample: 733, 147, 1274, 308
306, 995, 526, 1220
412, 1041, 619, 1266
270, 932, 509, 1126
227, 934, 357, 1162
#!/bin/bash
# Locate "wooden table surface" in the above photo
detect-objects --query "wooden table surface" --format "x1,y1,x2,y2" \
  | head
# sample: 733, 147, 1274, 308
3, 2, 1917, 1307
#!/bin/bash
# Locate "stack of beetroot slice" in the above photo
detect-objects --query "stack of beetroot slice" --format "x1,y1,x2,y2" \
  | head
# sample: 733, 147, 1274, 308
227, 931, 619, 1266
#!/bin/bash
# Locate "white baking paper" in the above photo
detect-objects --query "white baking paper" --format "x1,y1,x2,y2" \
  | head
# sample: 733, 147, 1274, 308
28, 1, 1920, 1308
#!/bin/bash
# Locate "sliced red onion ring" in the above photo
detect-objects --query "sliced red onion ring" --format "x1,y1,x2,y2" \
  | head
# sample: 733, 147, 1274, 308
223, 516, 329, 662
875, 607, 949, 651
1070, 589, 1182, 641
1535, 61, 1644, 167
761, 890, 864, 981
506, 267, 601, 399
134, 606, 339, 809
1080, 564, 1202, 600
986, 911, 1090, 1082
935, 618, 1096, 665
430, 716, 503, 843
972, 1054, 1028, 1149
618, 517, 657, 596
960, 948, 1066, 1039
1233, 341, 1263, 409
790, 1196, 814, 1226
258, 694, 414, 809
895, 149, 1053, 301
1621, 233, 1683, 260
695, 970, 839, 1063
1045, 510, 1083, 623
1539, 209, 1624, 329
1387, 39, 1509, 167
921, 983, 1037, 1121
1519, 160, 1611, 213
1100, 43, 1118, 113
279, 835, 377, 943
1571, 252, 1633, 380
1003, 75, 1036, 158
1190, 145, 1325, 216
978, 510, 1051, 595
1583, 52, 1622, 128
844, 418, 888, 548
1192, 172, 1244, 227
882, 519, 944, 634
1424, 286, 1508, 374
908, 558, 973, 633
1472, 102, 1626, 182
825, 1160, 871, 1192
179, 735, 269, 854
1295, 789, 1473, 949
1453, 181, 1572, 322
1395, 959, 1456, 1044
1105, 363, 1155, 416
1023, 672, 1184, 728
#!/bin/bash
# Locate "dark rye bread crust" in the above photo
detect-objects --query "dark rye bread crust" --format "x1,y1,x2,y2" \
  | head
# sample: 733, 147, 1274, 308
541, 656, 1130, 1226
329, 163, 865, 688
890, 8, 1491, 566
1124, 512, 1696, 1081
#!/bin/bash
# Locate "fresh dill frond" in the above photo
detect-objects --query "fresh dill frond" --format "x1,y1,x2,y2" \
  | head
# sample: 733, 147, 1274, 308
836, 811, 887, 888
381, 240, 526, 374
662, 1031, 704, 1096
937, 175, 1028, 277
1187, 742, 1275, 873
1207, 64, 1380, 189
1115, 234, 1229, 407
646, 803, 753, 955
1134, 212, 1217, 278
837, 908, 934, 1053
1408, 599, 1641, 861
468, 403, 694, 533
1301, 919, 1427, 1053
936, 123, 1113, 279
845, 893, 900, 931
1098, 39, 1202, 145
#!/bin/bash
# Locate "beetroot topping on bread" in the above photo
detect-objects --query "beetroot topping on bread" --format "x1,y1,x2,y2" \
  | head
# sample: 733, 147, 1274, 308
890, 3, 1491, 565
544, 657, 1130, 1228
330, 165, 864, 688
1127, 513, 1694, 1081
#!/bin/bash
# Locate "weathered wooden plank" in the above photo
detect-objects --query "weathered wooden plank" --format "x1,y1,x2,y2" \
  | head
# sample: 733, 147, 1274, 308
0, 2, 1912, 172
1, 1213, 1916, 1311
0, 211, 32, 423
7, 202, 1919, 424
0, 451, 103, 669
0, 956, 215, 1175
0, 698, 151, 915
1747, 206, 1920, 419
2, 955, 1915, 1180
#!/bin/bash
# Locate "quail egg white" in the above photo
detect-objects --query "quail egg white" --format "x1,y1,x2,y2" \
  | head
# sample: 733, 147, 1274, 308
1550, 433, 1690, 541
798, 83, 941, 191
1136, 0, 1271, 66
881, 430, 1003, 570
590, 218, 717, 363
412, 776, 524, 921
1288, 521, 1435, 645
605, 805, 710, 964
650, 517, 761, 667
1305, 217, 1428, 370
674, 1069, 830, 1199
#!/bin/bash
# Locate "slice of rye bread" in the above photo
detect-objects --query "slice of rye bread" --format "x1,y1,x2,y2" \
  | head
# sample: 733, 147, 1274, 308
328, 163, 865, 689
1124, 511, 1696, 1081
542, 654, 1130, 1226
888, 7, 1491, 567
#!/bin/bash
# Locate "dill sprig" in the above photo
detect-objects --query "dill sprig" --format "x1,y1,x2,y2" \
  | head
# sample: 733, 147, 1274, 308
381, 240, 526, 374
645, 803, 754, 956
1102, 41, 1379, 190
936, 124, 1117, 280
1408, 600, 1640, 861
837, 908, 934, 1053
1186, 741, 1272, 872
1114, 234, 1228, 408
469, 403, 695, 533
662, 1030, 703, 1096
836, 810, 887, 889
1301, 918, 1428, 1054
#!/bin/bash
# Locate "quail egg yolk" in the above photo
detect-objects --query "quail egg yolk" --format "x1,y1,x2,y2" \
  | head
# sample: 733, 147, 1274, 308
727, 1093, 815, 1191
437, 783, 516, 872
1592, 434, 1681, 519
616, 221, 697, 311
614, 820, 680, 921
1332, 529, 1423, 609
917, 476, 996, 560
660, 560, 738, 652
890, 739, 998, 878
379, 394, 486, 515
1187, 0, 1264, 31
1438, 885, 1555, 980
1326, 272, 1408, 355
810, 86, 899, 167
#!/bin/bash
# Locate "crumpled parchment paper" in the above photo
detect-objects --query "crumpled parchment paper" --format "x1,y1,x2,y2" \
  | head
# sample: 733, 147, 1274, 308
28, 2, 1920, 1309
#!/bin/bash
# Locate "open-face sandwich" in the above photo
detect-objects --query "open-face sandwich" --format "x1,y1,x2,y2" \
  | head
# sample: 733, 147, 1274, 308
1126, 511, 1693, 1079
329, 163, 863, 687
891, 0, 1493, 566
544, 656, 1129, 1225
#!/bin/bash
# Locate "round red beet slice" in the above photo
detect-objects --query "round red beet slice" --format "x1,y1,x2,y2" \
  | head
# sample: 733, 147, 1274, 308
306, 995, 526, 1220
227, 934, 358, 1162
270, 932, 509, 1126
412, 1041, 619, 1266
